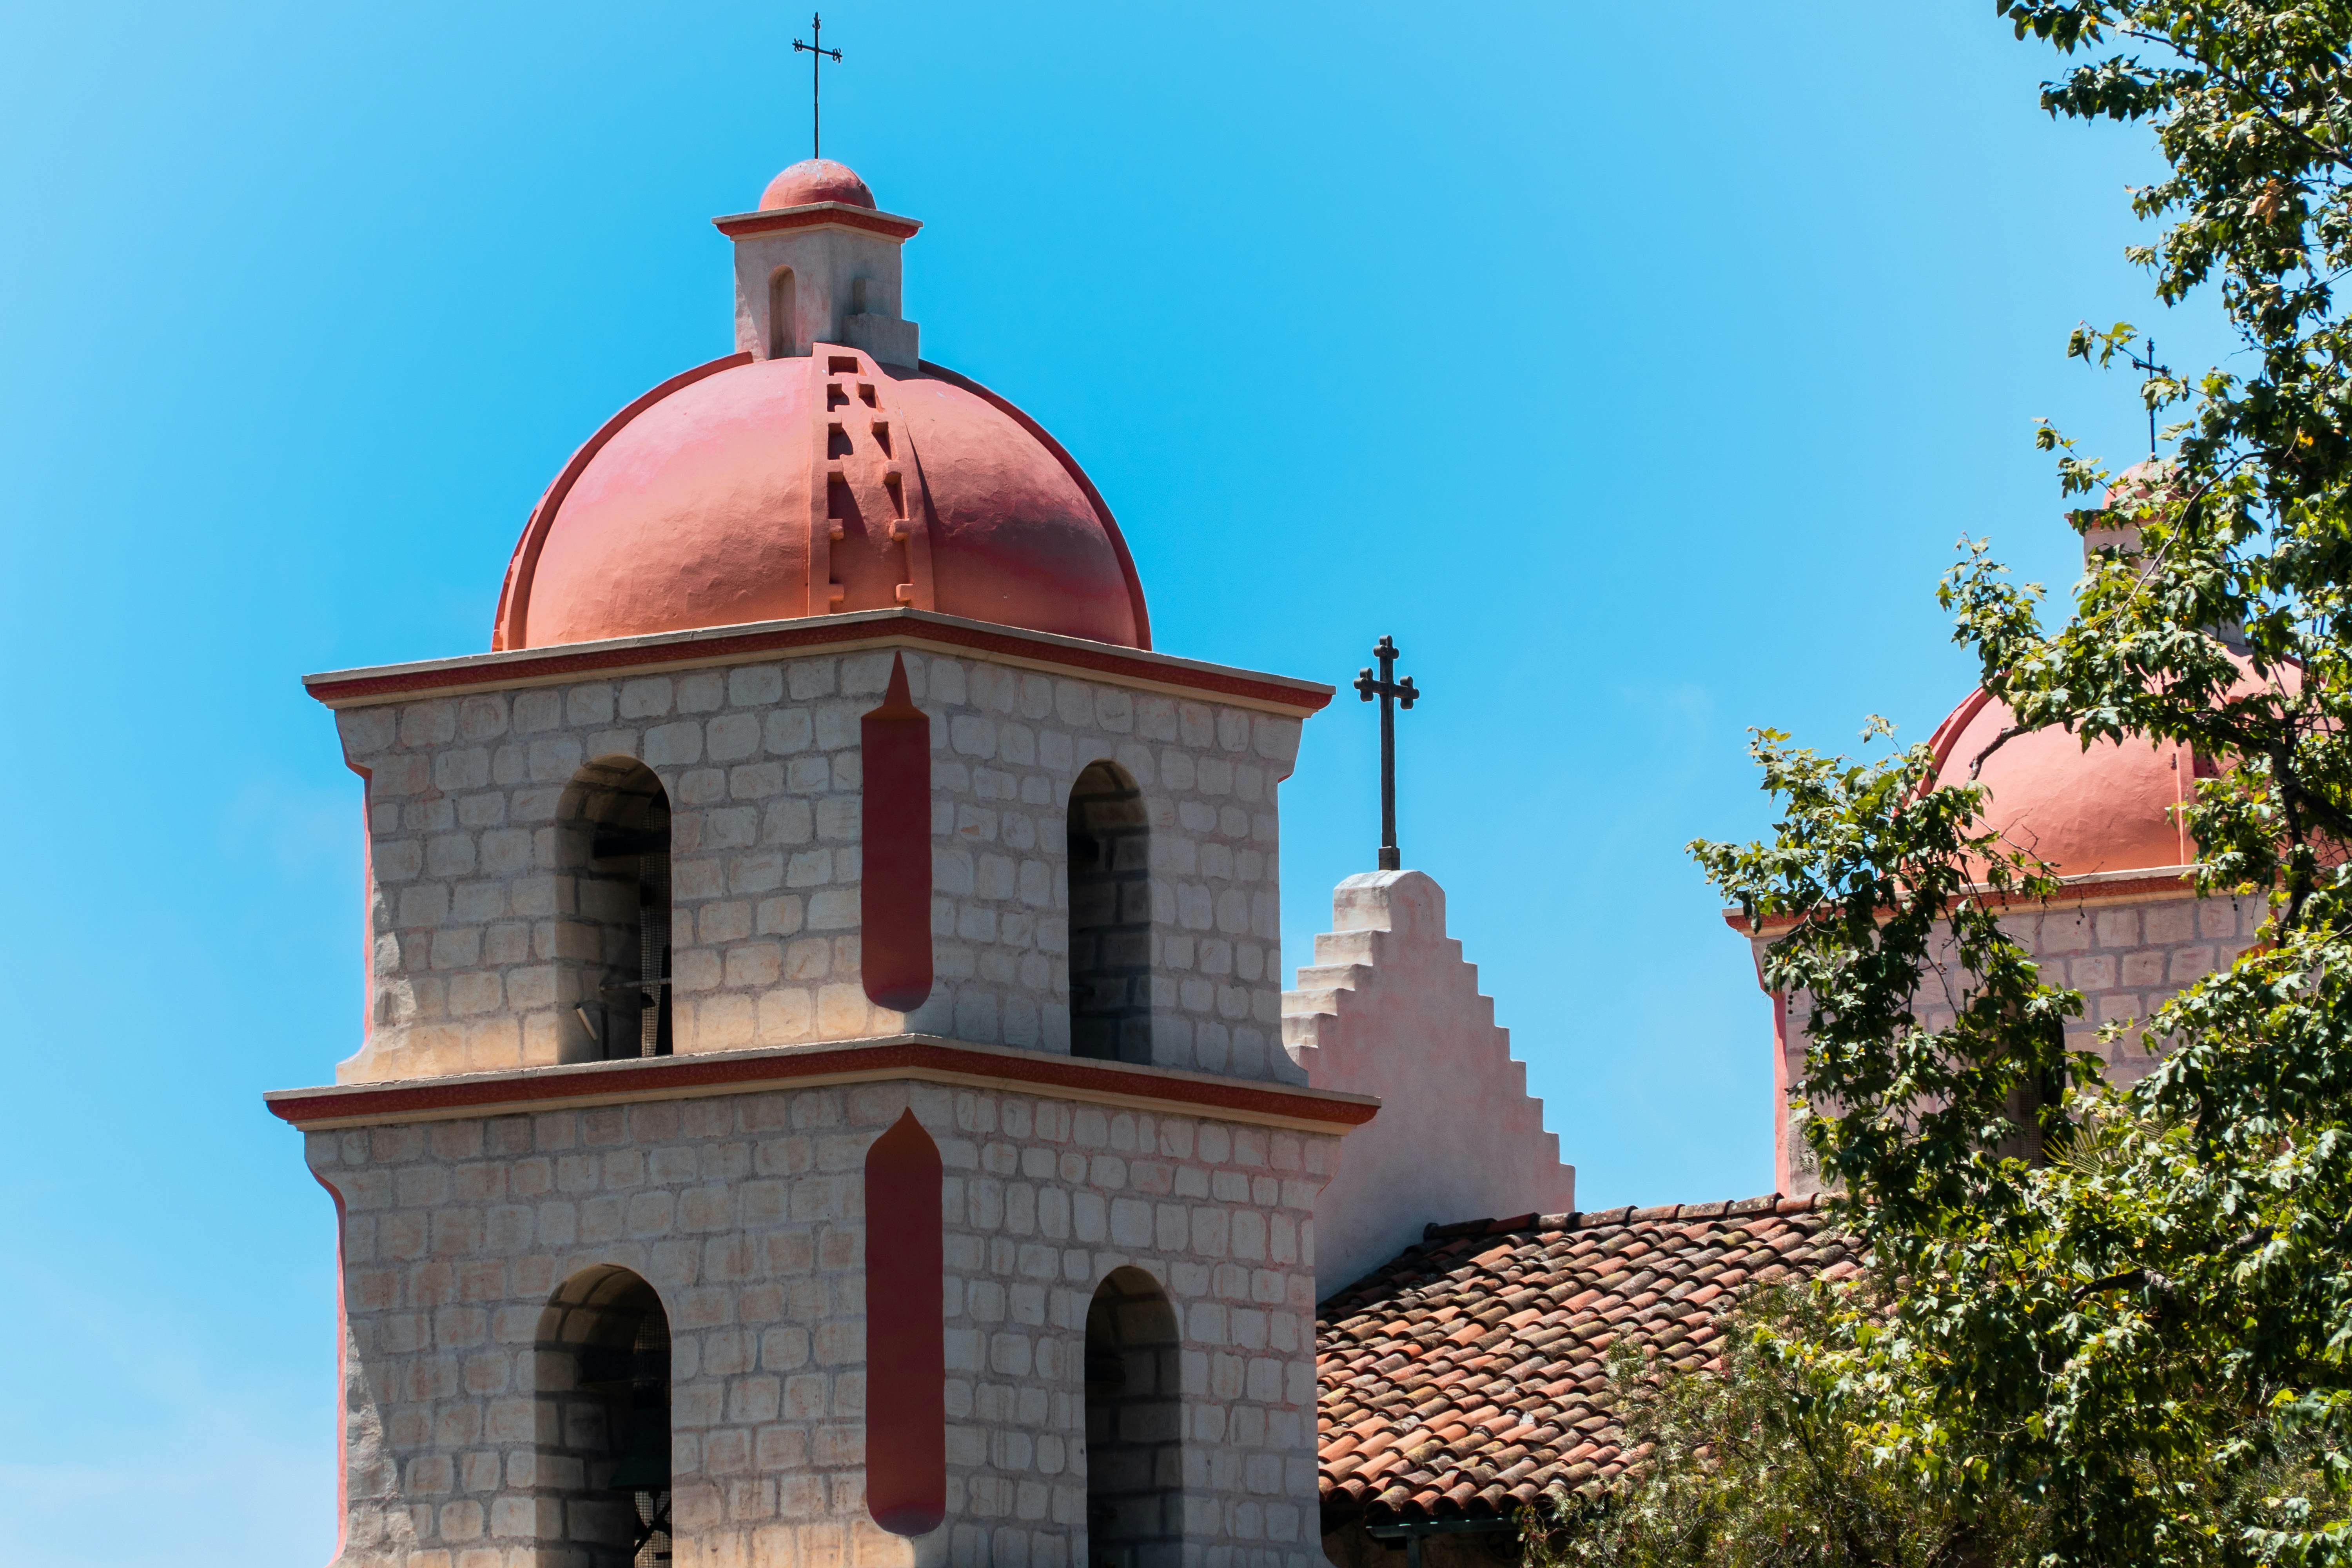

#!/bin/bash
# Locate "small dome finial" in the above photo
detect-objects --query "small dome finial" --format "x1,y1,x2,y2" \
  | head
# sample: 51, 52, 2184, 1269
760, 158, 875, 212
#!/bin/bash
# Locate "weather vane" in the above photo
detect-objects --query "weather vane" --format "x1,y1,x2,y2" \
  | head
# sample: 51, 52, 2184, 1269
1354, 636, 1421, 872
793, 13, 844, 160
2126, 336, 2171, 459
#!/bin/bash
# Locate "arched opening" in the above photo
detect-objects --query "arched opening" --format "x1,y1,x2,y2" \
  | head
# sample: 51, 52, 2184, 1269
558, 759, 673, 1063
768, 267, 798, 358
1083, 1267, 1183, 1568
537, 1268, 673, 1568
1067, 760, 1151, 1063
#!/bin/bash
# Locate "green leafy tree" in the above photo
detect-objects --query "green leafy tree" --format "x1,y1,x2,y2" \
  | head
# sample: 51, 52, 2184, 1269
1531, 1287, 2042, 1568
1677, 5, 2352, 1565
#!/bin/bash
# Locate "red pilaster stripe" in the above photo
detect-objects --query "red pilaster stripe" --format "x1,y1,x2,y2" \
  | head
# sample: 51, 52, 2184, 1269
865, 1109, 948, 1536
861, 653, 933, 1012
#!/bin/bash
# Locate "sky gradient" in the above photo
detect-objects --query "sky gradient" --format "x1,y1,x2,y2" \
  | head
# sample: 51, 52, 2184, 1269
0, 5, 2227, 1562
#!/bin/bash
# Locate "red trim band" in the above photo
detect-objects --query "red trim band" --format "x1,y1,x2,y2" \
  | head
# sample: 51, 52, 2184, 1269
265, 1035, 1380, 1131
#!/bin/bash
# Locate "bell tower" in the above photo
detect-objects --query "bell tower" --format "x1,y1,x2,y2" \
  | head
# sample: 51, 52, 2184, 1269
269, 157, 1376, 1568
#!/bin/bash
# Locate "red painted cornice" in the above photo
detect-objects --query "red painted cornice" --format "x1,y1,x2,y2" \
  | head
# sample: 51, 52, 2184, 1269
303, 607, 1335, 716
265, 1034, 1381, 1133
711, 202, 923, 241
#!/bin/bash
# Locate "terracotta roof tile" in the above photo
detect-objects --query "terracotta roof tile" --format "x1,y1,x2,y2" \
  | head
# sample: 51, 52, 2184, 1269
1315, 1193, 1854, 1528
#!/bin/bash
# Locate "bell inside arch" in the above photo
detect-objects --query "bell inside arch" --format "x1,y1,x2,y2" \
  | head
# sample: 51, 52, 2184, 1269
586, 1307, 672, 1564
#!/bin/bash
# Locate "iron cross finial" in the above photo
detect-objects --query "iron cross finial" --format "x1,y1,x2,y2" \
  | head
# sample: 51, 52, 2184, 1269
2125, 335, 2171, 459
1354, 635, 1421, 872
792, 13, 844, 161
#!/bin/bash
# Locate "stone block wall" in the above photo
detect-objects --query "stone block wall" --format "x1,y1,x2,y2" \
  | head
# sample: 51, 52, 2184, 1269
1755, 883, 2267, 1196
306, 1079, 1339, 1568
330, 646, 1307, 1087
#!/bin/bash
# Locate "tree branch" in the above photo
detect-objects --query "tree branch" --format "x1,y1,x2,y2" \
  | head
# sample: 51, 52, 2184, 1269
1971, 724, 2029, 779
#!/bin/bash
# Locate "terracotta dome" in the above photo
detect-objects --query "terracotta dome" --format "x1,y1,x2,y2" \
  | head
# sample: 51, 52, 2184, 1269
493, 349, 1149, 651
1917, 463, 2286, 878
495, 158, 1148, 652
2103, 457, 2179, 510
761, 157, 875, 211
1927, 688, 2190, 876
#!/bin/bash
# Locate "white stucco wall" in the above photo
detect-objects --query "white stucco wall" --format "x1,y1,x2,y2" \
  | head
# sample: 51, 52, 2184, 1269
1282, 871, 1575, 1297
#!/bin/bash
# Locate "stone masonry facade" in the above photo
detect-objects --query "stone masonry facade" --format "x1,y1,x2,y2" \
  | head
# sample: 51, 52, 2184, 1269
308, 1076, 1339, 1568
1757, 880, 2267, 1195
330, 645, 1308, 1088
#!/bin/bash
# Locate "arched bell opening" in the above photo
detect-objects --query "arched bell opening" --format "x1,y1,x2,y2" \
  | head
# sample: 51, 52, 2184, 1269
1083, 1267, 1183, 1568
557, 759, 673, 1063
1067, 760, 1151, 1063
537, 1267, 673, 1568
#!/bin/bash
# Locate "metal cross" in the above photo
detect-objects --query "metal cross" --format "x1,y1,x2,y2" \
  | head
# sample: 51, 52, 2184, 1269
1354, 636, 1420, 872
793, 13, 844, 161
2126, 336, 2171, 458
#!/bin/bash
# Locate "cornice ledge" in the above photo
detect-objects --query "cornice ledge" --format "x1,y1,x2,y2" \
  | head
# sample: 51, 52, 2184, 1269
1720, 864, 2208, 936
711, 202, 923, 241
264, 1032, 1381, 1133
301, 608, 1335, 717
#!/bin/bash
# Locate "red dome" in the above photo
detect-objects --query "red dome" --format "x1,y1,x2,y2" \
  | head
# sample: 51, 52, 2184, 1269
493, 348, 1149, 651
760, 158, 875, 211
1929, 689, 2189, 875
1923, 465, 2285, 877
2103, 457, 2178, 511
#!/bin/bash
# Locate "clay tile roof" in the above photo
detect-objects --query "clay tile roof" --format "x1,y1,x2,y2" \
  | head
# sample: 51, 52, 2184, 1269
1314, 1193, 1855, 1529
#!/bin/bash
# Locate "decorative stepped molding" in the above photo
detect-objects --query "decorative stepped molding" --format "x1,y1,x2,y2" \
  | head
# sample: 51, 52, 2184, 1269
1283, 870, 1575, 1298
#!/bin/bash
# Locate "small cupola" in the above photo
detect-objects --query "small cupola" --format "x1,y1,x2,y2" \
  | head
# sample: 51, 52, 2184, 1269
713, 157, 922, 366
491, 153, 1149, 653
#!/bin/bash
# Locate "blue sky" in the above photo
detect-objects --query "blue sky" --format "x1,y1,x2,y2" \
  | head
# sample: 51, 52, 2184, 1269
0, 4, 2225, 1562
